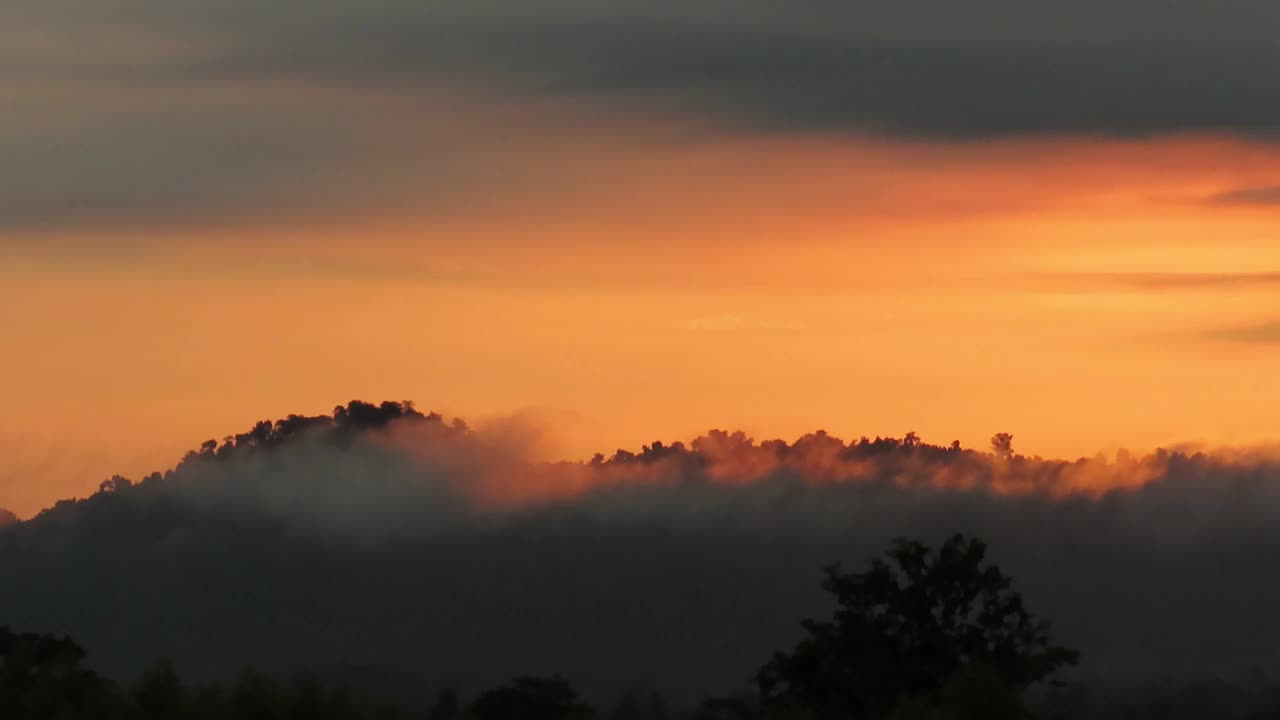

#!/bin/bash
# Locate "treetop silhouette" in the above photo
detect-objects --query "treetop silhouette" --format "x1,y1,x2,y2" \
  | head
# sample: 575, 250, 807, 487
757, 534, 1077, 719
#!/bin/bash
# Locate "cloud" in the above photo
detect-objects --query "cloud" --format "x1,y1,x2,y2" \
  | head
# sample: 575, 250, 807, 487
1207, 185, 1280, 206
0, 81, 521, 233
1043, 272, 1280, 291
1208, 319, 1280, 344
0, 104, 357, 230
110, 2, 1280, 141
5, 1, 1280, 233
175, 2, 1280, 141
434, 19, 1280, 140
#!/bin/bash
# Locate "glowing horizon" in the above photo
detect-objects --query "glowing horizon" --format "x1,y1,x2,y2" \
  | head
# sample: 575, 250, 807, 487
6, 2, 1280, 518
7, 132, 1280, 517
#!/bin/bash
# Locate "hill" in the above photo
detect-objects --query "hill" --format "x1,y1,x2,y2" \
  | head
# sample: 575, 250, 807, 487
4, 401, 1280, 694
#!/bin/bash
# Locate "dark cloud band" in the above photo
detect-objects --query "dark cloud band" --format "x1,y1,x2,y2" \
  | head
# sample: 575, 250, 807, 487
5, 0, 1280, 232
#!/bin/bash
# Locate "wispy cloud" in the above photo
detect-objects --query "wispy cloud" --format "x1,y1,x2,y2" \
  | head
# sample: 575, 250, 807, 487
1206, 185, 1280, 206
1033, 272, 1280, 291
1208, 319, 1280, 344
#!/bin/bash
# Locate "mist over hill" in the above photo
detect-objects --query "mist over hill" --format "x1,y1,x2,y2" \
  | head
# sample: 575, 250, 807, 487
4, 401, 1280, 696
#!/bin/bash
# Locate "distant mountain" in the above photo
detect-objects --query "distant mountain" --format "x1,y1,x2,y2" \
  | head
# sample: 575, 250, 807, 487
5, 400, 1280, 693
0, 508, 17, 526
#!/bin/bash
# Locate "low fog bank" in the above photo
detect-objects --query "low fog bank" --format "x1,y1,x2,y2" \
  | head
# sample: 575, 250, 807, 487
3, 401, 1280, 694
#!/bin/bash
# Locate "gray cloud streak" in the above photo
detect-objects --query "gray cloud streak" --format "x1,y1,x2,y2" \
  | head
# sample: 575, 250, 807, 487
1041, 272, 1280, 291
1209, 319, 1280, 344
1207, 185, 1280, 206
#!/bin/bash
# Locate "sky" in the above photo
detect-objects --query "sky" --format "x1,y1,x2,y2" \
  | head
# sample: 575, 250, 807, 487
4, 0, 1280, 517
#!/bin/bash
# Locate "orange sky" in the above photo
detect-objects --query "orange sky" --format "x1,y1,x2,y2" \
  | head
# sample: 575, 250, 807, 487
4, 130, 1280, 518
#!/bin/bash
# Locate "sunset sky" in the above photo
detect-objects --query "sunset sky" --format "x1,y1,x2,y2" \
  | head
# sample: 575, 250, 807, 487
4, 1, 1280, 517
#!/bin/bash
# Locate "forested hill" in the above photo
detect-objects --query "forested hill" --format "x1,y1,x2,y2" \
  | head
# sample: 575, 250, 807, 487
4, 401, 1280, 694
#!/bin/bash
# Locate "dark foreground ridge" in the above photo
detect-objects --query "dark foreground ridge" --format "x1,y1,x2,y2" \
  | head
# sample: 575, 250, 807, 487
7, 534, 1280, 719
5, 401, 1280, 711
5, 533, 1083, 719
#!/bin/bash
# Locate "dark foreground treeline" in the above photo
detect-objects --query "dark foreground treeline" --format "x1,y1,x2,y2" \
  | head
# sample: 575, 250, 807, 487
5, 535, 1280, 719
5, 534, 1067, 720
7, 641, 1280, 720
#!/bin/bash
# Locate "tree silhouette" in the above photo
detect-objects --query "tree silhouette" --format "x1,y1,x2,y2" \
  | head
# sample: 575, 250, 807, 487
0, 627, 117, 719
695, 694, 759, 719
609, 689, 668, 720
756, 535, 1076, 720
132, 660, 187, 720
887, 664, 1028, 720
469, 675, 593, 720
990, 434, 1015, 459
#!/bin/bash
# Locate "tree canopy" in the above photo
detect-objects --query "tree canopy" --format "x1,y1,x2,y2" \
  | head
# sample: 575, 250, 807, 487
757, 534, 1077, 720
468, 675, 594, 720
